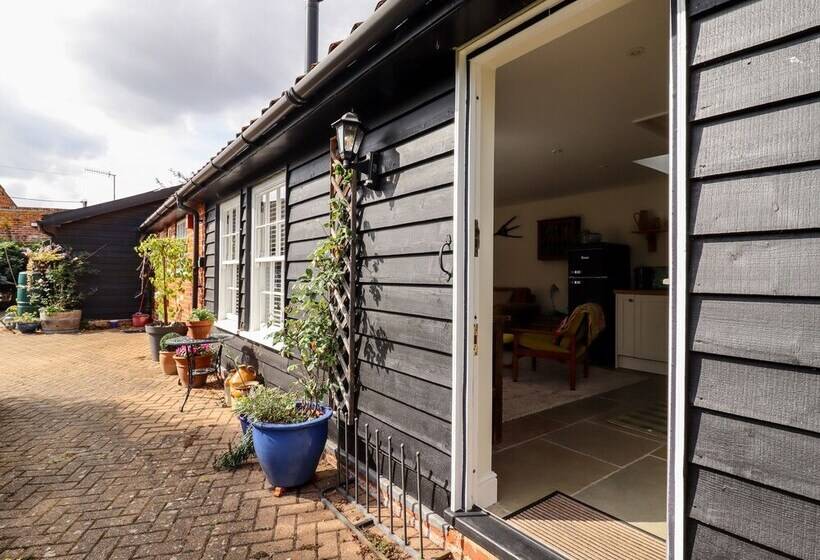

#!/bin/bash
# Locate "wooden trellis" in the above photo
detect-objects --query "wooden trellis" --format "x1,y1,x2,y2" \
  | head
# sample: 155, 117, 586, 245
328, 138, 359, 421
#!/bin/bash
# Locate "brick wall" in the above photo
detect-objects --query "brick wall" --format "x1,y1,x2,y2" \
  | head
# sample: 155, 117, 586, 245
0, 207, 62, 242
0, 186, 15, 208
155, 203, 206, 321
0, 185, 62, 242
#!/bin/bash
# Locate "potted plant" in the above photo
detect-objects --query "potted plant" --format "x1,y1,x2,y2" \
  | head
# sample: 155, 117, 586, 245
132, 312, 151, 328
14, 312, 40, 334
25, 244, 94, 334
186, 307, 215, 339
1, 305, 18, 330
158, 332, 180, 375
173, 342, 215, 388
135, 235, 191, 361
240, 172, 350, 488
233, 385, 332, 488
214, 165, 346, 482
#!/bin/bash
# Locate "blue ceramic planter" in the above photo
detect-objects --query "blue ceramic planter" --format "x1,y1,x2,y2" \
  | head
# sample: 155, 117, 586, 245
251, 406, 332, 488
16, 322, 38, 334
238, 415, 250, 434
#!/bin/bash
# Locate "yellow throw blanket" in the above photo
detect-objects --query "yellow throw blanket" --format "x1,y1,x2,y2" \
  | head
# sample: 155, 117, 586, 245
556, 302, 606, 347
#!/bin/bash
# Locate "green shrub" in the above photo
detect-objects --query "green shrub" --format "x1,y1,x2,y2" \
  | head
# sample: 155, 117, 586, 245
213, 429, 254, 471
189, 307, 215, 322
232, 386, 313, 425
0, 240, 37, 284
16, 312, 39, 323
26, 244, 95, 311
135, 236, 191, 324
159, 332, 180, 351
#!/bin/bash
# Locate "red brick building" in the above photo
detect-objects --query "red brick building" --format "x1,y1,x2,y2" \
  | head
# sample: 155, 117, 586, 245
0, 185, 62, 242
156, 202, 207, 320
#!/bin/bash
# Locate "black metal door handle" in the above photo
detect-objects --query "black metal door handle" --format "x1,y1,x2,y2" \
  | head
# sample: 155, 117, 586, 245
439, 235, 452, 281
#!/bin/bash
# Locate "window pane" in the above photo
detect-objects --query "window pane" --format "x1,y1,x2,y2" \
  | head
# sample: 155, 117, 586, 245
278, 188, 286, 220
278, 222, 286, 257
273, 261, 282, 294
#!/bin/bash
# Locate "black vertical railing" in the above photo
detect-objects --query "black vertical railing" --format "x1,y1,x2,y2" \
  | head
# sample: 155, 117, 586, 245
329, 411, 449, 558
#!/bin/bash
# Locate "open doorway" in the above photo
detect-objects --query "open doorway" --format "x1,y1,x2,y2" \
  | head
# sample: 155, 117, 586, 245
464, 0, 670, 556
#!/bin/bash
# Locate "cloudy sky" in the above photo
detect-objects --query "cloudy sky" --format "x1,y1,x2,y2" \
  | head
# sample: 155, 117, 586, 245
0, 1, 375, 208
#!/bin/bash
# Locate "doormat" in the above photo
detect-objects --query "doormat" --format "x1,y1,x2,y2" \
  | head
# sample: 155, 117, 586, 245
606, 401, 667, 436
506, 492, 666, 560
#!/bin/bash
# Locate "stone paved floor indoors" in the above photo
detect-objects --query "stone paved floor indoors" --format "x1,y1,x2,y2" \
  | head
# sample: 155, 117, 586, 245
0, 329, 376, 560
490, 370, 668, 539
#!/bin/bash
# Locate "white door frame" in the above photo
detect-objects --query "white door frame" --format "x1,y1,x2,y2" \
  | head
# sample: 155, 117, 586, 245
450, 1, 686, 556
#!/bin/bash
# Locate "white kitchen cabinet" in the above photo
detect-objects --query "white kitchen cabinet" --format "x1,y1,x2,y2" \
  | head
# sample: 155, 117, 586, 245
615, 291, 669, 374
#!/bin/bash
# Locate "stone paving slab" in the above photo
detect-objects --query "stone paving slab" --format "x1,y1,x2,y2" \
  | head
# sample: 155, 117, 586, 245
0, 329, 372, 560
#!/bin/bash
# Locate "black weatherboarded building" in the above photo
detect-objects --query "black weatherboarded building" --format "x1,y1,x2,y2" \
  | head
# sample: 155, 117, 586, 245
141, 1, 819, 558
40, 187, 177, 320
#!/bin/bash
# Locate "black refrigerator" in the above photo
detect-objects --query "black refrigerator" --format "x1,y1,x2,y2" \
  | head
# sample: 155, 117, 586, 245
567, 243, 630, 367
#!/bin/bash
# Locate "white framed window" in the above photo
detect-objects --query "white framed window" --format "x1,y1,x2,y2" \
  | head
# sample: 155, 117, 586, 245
217, 196, 241, 328
249, 171, 287, 336
175, 218, 186, 239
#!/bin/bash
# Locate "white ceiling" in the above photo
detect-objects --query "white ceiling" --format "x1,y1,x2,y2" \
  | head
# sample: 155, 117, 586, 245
494, 0, 669, 205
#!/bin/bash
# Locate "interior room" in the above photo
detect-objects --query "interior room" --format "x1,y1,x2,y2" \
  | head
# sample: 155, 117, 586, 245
486, 0, 670, 554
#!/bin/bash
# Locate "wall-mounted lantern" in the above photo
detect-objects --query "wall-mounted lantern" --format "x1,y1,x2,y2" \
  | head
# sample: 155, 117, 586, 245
332, 111, 378, 188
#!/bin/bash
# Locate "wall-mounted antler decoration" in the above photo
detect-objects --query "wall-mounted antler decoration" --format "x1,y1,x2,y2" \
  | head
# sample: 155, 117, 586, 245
495, 216, 522, 238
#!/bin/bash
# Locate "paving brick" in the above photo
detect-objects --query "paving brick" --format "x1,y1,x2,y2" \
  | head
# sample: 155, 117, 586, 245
0, 330, 370, 560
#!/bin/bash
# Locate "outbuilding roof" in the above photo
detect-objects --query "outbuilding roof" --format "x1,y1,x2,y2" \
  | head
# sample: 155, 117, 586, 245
39, 186, 180, 230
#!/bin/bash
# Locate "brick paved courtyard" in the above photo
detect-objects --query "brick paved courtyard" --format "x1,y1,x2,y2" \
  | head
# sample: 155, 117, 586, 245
0, 329, 373, 560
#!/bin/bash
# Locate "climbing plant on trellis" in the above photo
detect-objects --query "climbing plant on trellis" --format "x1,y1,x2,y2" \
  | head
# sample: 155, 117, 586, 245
326, 138, 359, 420
271, 138, 358, 422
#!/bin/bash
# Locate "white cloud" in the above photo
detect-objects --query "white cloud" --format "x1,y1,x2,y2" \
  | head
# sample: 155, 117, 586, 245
0, 0, 376, 208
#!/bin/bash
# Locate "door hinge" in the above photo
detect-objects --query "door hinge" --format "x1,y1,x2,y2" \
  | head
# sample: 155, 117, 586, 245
474, 219, 480, 257
473, 319, 479, 356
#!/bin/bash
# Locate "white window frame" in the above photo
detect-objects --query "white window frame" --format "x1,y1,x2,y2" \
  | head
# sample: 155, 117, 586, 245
175, 218, 186, 239
217, 196, 241, 330
245, 170, 287, 343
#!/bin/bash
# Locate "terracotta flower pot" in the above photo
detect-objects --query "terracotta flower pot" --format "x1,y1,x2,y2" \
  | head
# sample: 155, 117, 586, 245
174, 354, 212, 388
159, 350, 177, 375
186, 320, 213, 339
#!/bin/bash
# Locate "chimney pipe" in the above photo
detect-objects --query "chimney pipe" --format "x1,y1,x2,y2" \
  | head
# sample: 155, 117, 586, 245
305, 0, 319, 72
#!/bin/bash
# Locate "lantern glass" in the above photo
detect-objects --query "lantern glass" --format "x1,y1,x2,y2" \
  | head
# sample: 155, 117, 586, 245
333, 112, 364, 163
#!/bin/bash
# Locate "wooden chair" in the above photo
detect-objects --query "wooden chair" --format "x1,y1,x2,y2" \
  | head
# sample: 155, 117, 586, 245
511, 306, 603, 390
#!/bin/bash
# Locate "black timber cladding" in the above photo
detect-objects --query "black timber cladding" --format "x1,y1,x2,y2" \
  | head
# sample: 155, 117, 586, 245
41, 188, 177, 320
685, 1, 820, 558
205, 83, 455, 510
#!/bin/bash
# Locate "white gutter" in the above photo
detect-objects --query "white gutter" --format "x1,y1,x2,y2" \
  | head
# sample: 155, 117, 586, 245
141, 0, 428, 231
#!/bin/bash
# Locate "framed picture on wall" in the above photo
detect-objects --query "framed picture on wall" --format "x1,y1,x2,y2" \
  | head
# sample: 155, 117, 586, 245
537, 216, 581, 260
